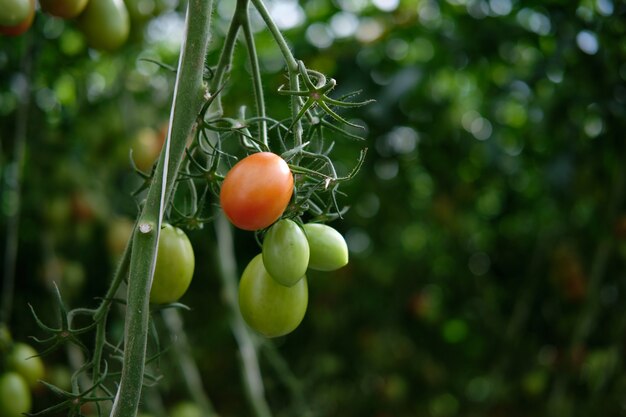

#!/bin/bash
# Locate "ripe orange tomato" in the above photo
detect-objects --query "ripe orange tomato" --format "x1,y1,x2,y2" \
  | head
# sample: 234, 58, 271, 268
220, 152, 293, 231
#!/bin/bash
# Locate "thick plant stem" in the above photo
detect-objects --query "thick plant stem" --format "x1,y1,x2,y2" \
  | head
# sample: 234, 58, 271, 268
214, 212, 272, 417
110, 1, 213, 416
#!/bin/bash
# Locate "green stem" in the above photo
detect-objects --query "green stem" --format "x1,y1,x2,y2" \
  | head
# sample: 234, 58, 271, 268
240, 0, 268, 146
110, 1, 213, 416
95, 234, 133, 321
162, 309, 217, 416
250, 0, 303, 147
91, 227, 132, 386
214, 212, 272, 417
249, 0, 297, 70
208, 7, 242, 117
261, 342, 312, 416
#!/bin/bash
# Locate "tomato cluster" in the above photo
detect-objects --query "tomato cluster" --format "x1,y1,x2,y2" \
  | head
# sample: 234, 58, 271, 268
238, 221, 348, 337
0, 0, 130, 51
220, 152, 349, 337
0, 340, 45, 417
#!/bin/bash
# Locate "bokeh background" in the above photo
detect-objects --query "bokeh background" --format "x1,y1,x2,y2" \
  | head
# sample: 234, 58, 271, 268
1, 0, 626, 416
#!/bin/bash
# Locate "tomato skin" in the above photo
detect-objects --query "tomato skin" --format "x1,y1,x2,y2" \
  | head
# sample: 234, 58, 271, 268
0, 372, 32, 417
131, 127, 163, 171
39, 0, 88, 18
238, 254, 308, 338
150, 224, 195, 304
262, 219, 309, 287
106, 217, 134, 259
303, 223, 349, 271
0, 0, 29, 26
220, 152, 294, 231
76, 0, 130, 51
0, 0, 34, 36
6, 343, 45, 388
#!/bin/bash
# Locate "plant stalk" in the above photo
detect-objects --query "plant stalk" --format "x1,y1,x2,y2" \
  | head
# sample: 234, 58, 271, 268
110, 1, 214, 415
250, 0, 303, 147
240, 0, 268, 146
214, 211, 272, 417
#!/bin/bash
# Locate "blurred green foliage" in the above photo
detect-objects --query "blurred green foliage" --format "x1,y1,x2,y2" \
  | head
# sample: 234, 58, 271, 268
1, 0, 626, 416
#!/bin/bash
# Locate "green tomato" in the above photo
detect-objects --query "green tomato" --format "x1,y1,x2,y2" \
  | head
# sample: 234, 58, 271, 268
0, 0, 33, 36
39, 0, 88, 18
303, 223, 349, 271
76, 0, 130, 51
0, 372, 31, 417
124, 0, 156, 22
170, 402, 202, 417
150, 224, 195, 304
6, 343, 44, 388
0, 0, 30, 26
238, 254, 308, 338
262, 219, 309, 287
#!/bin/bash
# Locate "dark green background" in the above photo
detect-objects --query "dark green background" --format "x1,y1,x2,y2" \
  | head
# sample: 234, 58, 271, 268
1, 0, 625, 416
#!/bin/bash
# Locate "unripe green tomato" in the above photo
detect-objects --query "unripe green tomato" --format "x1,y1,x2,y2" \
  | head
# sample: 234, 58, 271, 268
170, 402, 202, 417
124, 0, 156, 22
150, 224, 195, 304
131, 127, 163, 171
0, 0, 29, 26
0, 372, 31, 417
39, 0, 88, 18
6, 343, 44, 388
105, 216, 134, 259
262, 219, 309, 287
76, 0, 130, 51
238, 254, 308, 338
303, 223, 349, 271
0, 0, 33, 36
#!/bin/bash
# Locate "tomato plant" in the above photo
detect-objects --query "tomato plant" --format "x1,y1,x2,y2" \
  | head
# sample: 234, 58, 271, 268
262, 219, 309, 287
0, 372, 31, 417
238, 254, 308, 338
39, 0, 88, 18
76, 0, 130, 51
150, 223, 195, 304
0, 0, 33, 36
6, 343, 45, 388
220, 152, 294, 231
303, 223, 349, 271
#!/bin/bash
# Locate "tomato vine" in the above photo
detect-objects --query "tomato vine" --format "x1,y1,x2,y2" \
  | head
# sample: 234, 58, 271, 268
22, 0, 368, 415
